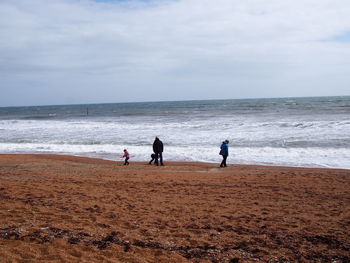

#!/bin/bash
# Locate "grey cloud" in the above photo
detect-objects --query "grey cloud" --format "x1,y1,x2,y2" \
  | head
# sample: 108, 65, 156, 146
1, 0, 350, 106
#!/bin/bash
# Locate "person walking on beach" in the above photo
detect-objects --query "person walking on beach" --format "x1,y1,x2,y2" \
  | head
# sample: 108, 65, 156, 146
121, 149, 130, 165
153, 136, 164, 166
219, 140, 229, 167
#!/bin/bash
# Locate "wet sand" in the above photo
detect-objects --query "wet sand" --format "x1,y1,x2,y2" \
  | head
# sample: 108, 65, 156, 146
0, 154, 349, 262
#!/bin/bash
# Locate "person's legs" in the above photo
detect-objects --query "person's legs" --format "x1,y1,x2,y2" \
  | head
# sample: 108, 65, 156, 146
124, 157, 129, 165
223, 155, 227, 167
159, 153, 164, 165
220, 155, 227, 167
154, 153, 159, 166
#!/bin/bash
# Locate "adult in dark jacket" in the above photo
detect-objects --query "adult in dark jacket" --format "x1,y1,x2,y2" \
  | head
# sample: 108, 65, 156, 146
153, 136, 164, 166
219, 140, 229, 167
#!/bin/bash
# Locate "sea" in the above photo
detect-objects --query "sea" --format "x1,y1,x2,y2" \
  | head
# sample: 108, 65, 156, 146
0, 96, 349, 169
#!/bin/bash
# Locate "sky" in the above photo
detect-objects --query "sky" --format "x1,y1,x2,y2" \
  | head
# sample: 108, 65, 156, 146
0, 0, 350, 106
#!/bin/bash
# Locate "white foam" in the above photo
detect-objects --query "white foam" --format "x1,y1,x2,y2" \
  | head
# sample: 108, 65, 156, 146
0, 142, 349, 169
1, 113, 350, 169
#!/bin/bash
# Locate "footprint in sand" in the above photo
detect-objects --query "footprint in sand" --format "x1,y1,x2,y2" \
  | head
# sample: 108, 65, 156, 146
205, 168, 223, 173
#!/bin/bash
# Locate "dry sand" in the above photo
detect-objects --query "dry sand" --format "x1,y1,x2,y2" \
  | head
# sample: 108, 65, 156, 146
0, 154, 349, 263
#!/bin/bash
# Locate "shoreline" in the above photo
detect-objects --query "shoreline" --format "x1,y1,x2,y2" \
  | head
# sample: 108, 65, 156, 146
1, 153, 349, 262
1, 152, 350, 171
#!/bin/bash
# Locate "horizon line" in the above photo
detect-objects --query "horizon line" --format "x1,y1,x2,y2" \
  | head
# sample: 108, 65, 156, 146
1, 94, 349, 108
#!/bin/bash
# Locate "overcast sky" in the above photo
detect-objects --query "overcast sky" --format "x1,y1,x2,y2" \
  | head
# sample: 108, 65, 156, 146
1, 0, 350, 106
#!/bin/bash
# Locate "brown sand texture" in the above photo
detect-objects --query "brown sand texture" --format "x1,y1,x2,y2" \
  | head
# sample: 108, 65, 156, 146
0, 154, 349, 263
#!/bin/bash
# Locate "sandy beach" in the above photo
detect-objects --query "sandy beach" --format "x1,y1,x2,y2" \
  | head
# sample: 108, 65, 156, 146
0, 154, 349, 262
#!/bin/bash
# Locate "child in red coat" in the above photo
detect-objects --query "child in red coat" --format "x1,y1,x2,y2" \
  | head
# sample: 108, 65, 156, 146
121, 149, 130, 165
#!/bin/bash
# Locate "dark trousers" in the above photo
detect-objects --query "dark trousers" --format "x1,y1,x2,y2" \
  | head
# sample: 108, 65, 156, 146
220, 155, 228, 167
124, 157, 129, 165
155, 153, 163, 166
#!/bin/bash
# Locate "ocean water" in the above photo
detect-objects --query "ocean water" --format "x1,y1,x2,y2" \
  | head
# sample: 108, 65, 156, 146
0, 96, 349, 169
